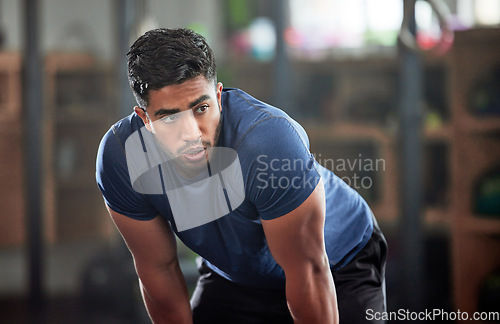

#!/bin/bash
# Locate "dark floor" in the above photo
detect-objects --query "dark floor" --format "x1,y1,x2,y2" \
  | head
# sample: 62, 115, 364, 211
0, 228, 455, 324
0, 239, 198, 324
0, 296, 149, 324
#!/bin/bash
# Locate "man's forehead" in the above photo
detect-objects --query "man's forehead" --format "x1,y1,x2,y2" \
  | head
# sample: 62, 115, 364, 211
147, 77, 215, 111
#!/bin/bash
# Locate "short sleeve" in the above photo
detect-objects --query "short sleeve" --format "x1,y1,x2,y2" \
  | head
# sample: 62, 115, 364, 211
95, 127, 158, 220
238, 117, 321, 220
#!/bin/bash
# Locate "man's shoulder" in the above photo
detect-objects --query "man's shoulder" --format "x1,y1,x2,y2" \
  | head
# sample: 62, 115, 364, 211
222, 88, 289, 120
97, 113, 145, 171
221, 88, 302, 148
107, 113, 143, 140
99, 113, 143, 150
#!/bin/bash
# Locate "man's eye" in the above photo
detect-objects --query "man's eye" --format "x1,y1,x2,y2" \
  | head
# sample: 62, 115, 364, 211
195, 105, 209, 114
160, 114, 180, 123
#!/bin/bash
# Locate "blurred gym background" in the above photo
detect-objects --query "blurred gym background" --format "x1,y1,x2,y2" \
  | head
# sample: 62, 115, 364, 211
1, 0, 499, 323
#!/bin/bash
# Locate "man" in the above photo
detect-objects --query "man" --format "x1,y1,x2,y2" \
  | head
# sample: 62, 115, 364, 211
96, 28, 387, 324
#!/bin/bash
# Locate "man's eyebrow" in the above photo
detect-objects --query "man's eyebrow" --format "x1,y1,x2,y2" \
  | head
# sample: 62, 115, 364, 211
153, 94, 211, 117
154, 108, 181, 117
189, 94, 211, 108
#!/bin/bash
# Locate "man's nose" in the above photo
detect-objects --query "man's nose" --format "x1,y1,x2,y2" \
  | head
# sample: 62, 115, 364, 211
179, 112, 202, 142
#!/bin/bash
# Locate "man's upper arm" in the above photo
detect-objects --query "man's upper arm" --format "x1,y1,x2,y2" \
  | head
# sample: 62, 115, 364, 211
107, 208, 193, 323
261, 179, 328, 273
107, 206, 178, 271
262, 180, 337, 323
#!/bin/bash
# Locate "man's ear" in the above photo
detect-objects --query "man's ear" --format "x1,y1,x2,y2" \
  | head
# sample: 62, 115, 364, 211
134, 106, 153, 132
216, 82, 223, 113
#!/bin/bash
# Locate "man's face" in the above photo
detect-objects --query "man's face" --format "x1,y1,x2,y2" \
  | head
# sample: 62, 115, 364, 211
135, 76, 223, 177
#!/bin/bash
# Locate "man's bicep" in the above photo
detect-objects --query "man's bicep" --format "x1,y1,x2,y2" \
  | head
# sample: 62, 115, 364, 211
107, 206, 178, 270
261, 180, 328, 272
241, 117, 321, 220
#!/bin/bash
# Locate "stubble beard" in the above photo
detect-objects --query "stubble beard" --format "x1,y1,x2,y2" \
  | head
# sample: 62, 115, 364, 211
160, 115, 223, 178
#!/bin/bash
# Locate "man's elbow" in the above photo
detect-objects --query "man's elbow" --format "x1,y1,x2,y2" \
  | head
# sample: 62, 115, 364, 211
310, 254, 331, 276
134, 253, 179, 277
285, 253, 331, 279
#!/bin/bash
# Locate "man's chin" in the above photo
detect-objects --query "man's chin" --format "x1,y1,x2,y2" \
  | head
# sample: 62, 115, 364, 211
174, 156, 208, 178
177, 165, 207, 178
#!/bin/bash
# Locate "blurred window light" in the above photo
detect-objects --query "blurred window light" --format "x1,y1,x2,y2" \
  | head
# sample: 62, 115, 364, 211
227, 0, 498, 60
365, 0, 402, 46
336, 0, 366, 47
288, 0, 364, 50
415, 0, 434, 30
456, 0, 476, 28
366, 0, 402, 32
288, 0, 402, 55
475, 0, 500, 25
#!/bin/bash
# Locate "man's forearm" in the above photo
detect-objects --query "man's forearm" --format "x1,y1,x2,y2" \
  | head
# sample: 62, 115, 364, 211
285, 260, 338, 324
138, 260, 192, 324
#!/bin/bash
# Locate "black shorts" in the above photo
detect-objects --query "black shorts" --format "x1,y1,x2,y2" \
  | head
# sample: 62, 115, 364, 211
190, 220, 388, 324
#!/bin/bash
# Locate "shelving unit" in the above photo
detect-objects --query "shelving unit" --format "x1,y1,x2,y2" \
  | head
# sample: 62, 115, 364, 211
0, 52, 24, 247
305, 122, 399, 222
44, 53, 115, 242
449, 28, 500, 316
297, 57, 451, 229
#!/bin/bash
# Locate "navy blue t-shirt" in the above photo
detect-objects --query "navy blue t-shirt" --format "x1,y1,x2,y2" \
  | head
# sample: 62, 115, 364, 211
96, 88, 373, 289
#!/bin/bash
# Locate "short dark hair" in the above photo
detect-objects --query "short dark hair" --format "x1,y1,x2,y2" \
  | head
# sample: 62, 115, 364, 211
127, 28, 217, 108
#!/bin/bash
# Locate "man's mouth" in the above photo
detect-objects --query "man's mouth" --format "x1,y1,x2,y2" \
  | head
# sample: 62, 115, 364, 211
182, 147, 206, 162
